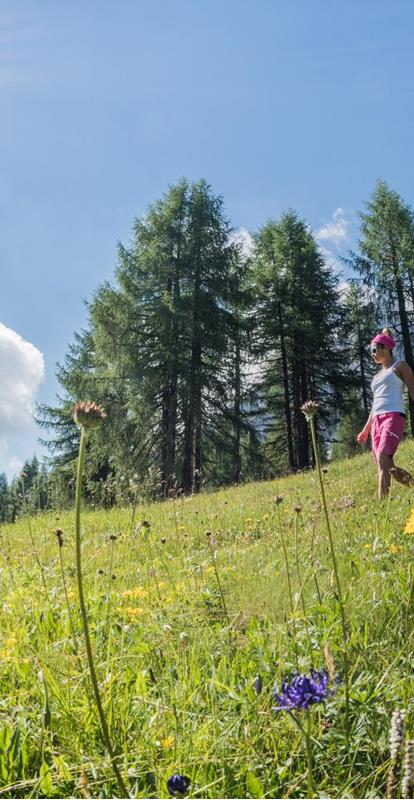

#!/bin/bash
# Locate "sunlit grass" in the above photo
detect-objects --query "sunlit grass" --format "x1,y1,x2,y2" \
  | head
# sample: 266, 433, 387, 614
1, 441, 414, 796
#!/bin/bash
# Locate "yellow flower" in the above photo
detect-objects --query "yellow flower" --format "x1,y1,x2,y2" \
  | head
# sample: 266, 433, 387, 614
390, 544, 399, 554
116, 606, 146, 618
161, 736, 174, 749
405, 510, 414, 534
122, 586, 148, 599
125, 607, 145, 617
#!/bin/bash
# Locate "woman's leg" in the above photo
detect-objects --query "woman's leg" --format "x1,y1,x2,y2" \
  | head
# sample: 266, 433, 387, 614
378, 452, 393, 499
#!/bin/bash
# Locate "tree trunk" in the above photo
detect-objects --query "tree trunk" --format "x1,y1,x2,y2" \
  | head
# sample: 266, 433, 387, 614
356, 317, 369, 415
394, 271, 414, 435
232, 326, 242, 483
278, 302, 296, 472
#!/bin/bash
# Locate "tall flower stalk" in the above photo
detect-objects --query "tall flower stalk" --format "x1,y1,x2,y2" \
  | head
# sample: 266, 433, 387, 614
301, 401, 350, 740
73, 402, 129, 799
275, 497, 299, 668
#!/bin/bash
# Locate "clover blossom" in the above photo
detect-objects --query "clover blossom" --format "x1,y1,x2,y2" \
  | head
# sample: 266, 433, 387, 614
272, 669, 333, 712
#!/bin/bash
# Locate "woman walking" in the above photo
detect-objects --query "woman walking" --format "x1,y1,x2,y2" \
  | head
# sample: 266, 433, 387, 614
357, 329, 414, 499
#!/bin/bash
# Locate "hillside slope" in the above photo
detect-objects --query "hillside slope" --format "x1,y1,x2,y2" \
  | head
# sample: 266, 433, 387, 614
1, 442, 414, 798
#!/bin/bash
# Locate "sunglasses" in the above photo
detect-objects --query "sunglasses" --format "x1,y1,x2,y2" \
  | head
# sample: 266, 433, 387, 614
370, 344, 384, 354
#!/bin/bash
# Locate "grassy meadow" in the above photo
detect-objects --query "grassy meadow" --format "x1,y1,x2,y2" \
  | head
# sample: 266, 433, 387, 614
1, 441, 414, 798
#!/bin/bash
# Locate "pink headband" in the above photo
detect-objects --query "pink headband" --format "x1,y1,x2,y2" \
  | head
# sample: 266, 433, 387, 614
371, 333, 396, 350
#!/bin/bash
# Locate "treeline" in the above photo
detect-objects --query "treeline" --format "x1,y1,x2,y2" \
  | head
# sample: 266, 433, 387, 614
18, 177, 414, 511
0, 457, 49, 523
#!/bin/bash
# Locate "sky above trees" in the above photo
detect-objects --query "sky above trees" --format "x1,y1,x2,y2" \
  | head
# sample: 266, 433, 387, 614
2, 0, 414, 477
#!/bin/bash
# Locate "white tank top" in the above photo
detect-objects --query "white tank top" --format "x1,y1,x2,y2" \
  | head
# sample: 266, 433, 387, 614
371, 361, 405, 416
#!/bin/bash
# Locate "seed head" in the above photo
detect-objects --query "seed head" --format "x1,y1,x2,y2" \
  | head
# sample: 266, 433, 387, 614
72, 401, 107, 429
301, 400, 319, 420
294, 505, 302, 514
274, 495, 284, 505
53, 528, 64, 547
390, 709, 405, 762
402, 739, 414, 799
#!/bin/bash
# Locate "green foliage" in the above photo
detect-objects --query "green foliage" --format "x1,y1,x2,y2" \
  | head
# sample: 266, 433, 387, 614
0, 442, 414, 796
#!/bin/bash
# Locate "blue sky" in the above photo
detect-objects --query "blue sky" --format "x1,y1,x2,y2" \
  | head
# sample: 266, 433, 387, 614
1, 0, 414, 478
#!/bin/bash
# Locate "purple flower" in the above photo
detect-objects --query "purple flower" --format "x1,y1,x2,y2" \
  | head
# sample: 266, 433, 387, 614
272, 669, 333, 712
167, 774, 191, 797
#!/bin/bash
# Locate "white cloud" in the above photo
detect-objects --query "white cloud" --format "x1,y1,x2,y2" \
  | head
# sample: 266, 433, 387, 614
316, 208, 349, 245
0, 322, 45, 478
229, 227, 254, 258
318, 245, 343, 274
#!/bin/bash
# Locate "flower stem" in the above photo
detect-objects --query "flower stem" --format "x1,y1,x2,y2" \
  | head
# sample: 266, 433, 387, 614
75, 427, 129, 799
308, 415, 350, 741
276, 505, 299, 668
305, 710, 314, 798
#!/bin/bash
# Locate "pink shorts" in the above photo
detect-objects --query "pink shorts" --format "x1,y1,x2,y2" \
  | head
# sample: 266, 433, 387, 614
371, 412, 405, 462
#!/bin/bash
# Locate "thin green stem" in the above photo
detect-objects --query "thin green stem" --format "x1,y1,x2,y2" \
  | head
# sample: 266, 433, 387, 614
21, 478, 49, 600
75, 427, 129, 799
276, 505, 299, 668
305, 710, 314, 798
308, 416, 350, 741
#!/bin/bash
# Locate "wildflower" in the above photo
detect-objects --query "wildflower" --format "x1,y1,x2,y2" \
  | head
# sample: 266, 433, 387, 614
405, 509, 414, 534
294, 505, 302, 514
109, 533, 118, 541
141, 520, 151, 529
390, 544, 399, 555
122, 586, 148, 599
387, 709, 405, 799
254, 675, 263, 695
402, 739, 414, 799
72, 401, 107, 429
300, 400, 319, 420
274, 495, 284, 504
389, 709, 405, 762
167, 774, 191, 797
272, 669, 333, 711
54, 528, 64, 547
161, 736, 174, 749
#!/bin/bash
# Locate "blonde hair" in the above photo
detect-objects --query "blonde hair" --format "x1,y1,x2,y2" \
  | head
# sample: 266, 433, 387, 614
382, 327, 393, 337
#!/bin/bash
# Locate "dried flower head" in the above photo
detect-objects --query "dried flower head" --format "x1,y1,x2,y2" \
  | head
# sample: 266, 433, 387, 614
294, 505, 302, 514
300, 400, 319, 420
72, 401, 107, 429
141, 520, 151, 529
387, 709, 406, 800
274, 495, 284, 505
402, 739, 414, 800
53, 528, 64, 547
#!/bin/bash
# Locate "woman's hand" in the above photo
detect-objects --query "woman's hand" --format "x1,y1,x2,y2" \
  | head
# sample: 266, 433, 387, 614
357, 429, 369, 444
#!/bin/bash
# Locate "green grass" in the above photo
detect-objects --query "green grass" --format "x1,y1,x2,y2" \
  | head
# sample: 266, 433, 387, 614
1, 442, 414, 798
